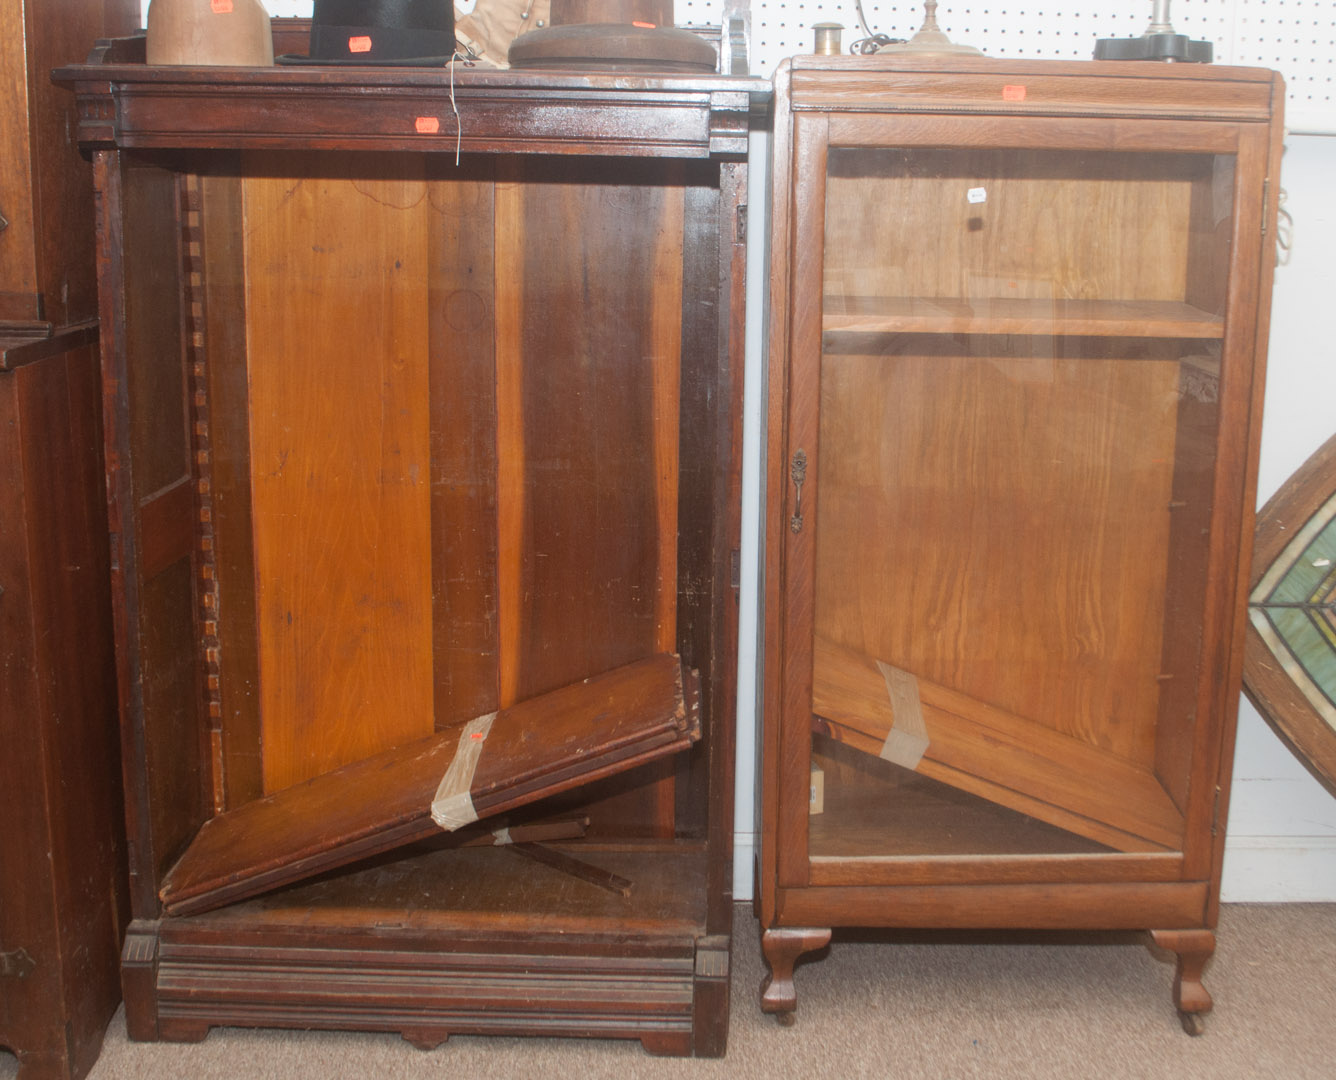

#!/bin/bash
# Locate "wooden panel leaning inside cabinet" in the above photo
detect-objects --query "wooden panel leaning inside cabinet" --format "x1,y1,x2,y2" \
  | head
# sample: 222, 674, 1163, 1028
760, 56, 1284, 1036
56, 34, 760, 1057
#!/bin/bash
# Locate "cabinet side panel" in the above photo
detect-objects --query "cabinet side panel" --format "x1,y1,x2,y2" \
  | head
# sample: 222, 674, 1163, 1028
1156, 160, 1236, 812
427, 159, 501, 730
124, 168, 192, 501
119, 162, 208, 894
244, 156, 435, 793
0, 371, 63, 1058
10, 342, 129, 1074
674, 176, 725, 841
139, 559, 205, 879
1154, 357, 1222, 812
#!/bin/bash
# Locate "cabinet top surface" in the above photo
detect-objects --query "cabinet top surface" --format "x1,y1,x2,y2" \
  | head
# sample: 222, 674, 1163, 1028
783, 53, 1277, 80
55, 58, 768, 95
54, 39, 767, 159
776, 54, 1281, 123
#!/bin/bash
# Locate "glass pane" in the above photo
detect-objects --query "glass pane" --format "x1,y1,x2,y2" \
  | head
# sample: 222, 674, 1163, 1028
809, 147, 1234, 860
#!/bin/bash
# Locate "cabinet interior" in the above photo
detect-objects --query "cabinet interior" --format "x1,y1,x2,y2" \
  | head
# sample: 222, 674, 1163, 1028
808, 145, 1234, 860
118, 150, 730, 903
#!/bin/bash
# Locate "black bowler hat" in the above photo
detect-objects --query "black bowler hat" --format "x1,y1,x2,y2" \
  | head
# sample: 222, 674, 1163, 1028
277, 0, 457, 65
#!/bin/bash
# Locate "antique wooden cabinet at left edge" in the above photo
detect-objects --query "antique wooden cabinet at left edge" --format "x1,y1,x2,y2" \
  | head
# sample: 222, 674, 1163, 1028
56, 37, 766, 1057
2, 1, 138, 1078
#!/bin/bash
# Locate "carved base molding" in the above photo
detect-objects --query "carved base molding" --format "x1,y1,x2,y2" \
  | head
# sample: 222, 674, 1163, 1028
122, 920, 730, 1057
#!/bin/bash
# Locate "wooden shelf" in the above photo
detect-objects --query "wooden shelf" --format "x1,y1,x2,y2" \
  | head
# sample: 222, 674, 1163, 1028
183, 841, 710, 935
823, 296, 1226, 339
811, 638, 1185, 853
809, 736, 1112, 861
160, 655, 699, 917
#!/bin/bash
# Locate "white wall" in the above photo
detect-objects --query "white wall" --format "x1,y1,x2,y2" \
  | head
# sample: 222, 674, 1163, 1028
1220, 133, 1336, 901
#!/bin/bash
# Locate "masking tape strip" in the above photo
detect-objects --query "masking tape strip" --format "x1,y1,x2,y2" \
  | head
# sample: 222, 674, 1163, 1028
876, 660, 929, 770
430, 712, 496, 830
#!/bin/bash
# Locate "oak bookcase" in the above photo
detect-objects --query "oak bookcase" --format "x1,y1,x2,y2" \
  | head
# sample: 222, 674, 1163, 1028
758, 55, 1285, 1034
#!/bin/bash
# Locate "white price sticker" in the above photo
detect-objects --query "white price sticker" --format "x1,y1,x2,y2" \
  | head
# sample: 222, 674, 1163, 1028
967, 187, 987, 204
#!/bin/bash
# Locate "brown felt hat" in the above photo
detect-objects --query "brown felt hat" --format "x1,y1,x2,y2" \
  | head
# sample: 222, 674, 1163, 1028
145, 0, 276, 66
507, 0, 716, 71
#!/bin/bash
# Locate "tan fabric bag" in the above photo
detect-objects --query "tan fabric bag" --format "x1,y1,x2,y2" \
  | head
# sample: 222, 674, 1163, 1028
455, 0, 552, 67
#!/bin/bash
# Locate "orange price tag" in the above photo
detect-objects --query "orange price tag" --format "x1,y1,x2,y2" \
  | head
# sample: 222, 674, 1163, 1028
348, 35, 373, 53
415, 116, 441, 134
632, 20, 656, 28
210, 0, 233, 12
1002, 84, 1027, 101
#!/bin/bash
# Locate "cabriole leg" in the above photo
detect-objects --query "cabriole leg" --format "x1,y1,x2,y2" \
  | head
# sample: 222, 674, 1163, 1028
1150, 928, 1215, 1035
760, 927, 831, 1026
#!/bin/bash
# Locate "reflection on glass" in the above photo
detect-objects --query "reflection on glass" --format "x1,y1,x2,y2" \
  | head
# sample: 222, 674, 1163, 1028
809, 148, 1234, 860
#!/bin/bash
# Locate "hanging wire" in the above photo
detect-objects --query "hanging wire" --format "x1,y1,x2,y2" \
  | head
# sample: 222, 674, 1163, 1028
449, 51, 467, 166
849, 0, 903, 54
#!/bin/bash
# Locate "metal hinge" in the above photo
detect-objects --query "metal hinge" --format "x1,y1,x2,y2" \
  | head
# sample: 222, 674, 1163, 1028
1, 947, 36, 979
1211, 785, 1222, 837
736, 204, 747, 244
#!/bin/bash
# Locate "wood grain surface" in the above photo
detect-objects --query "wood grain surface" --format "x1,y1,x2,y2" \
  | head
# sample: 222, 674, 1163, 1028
812, 638, 1184, 852
243, 158, 435, 792
160, 654, 700, 916
813, 346, 1180, 762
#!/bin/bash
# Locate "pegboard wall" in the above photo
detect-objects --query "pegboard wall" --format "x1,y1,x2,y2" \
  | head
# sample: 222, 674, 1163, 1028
725, 0, 1335, 132
140, 1, 1335, 131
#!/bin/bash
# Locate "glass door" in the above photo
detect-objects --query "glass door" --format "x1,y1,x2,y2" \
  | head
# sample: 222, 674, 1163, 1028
783, 117, 1257, 877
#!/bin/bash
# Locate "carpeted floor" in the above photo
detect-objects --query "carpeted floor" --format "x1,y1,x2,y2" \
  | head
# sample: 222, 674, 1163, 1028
6, 903, 1334, 1079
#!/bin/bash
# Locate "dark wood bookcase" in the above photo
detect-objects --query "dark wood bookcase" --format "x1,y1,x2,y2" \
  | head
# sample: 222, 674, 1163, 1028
1, 2, 137, 1078
758, 55, 1285, 1034
56, 34, 763, 1057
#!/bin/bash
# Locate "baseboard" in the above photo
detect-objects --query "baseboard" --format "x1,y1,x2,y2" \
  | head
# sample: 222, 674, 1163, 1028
1221, 835, 1336, 902
734, 832, 755, 901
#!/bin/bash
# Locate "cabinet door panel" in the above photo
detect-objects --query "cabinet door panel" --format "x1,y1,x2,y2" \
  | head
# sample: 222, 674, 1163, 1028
781, 118, 1260, 876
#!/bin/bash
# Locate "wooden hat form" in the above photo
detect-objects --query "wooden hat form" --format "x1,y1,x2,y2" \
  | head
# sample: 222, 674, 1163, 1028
145, 0, 275, 66
508, 0, 716, 71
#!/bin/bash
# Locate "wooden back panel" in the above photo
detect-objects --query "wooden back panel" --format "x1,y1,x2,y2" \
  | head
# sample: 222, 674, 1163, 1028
814, 338, 1181, 764
243, 156, 436, 793
497, 158, 684, 708
191, 154, 701, 841
822, 149, 1218, 309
